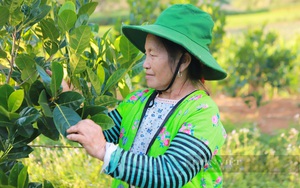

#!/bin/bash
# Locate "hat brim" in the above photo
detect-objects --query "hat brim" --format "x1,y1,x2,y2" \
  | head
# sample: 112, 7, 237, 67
122, 24, 227, 80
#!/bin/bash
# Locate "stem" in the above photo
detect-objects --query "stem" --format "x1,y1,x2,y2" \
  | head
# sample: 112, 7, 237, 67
0, 144, 13, 164
6, 31, 16, 84
6, 28, 21, 84
29, 144, 83, 149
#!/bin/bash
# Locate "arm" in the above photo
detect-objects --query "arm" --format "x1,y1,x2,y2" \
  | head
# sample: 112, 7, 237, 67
104, 132, 212, 188
103, 110, 121, 144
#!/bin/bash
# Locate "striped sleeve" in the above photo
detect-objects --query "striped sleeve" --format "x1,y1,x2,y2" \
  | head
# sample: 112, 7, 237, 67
103, 109, 121, 144
104, 132, 212, 188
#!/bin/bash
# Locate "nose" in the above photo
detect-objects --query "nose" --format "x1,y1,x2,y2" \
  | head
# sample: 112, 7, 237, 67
143, 55, 150, 69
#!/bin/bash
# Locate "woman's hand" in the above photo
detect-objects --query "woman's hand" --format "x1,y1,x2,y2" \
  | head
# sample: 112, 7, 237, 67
66, 119, 107, 161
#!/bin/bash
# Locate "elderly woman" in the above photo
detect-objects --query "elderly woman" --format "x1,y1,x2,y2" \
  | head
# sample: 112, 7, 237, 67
67, 4, 227, 188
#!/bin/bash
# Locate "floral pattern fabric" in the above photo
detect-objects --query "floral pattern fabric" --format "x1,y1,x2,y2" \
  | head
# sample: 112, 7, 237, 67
110, 88, 226, 188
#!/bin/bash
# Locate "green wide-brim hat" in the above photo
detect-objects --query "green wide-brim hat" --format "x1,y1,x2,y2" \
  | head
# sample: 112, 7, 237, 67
122, 4, 227, 80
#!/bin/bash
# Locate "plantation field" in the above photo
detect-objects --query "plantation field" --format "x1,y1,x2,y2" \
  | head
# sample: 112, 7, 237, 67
21, 2, 300, 188
224, 3, 300, 37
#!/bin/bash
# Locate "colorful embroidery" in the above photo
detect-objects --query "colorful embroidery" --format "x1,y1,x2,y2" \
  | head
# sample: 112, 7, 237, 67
126, 89, 150, 103
214, 176, 222, 187
203, 162, 212, 172
189, 94, 202, 100
197, 103, 209, 110
179, 122, 195, 136
200, 178, 207, 188
212, 114, 220, 126
132, 120, 139, 130
212, 146, 219, 157
200, 137, 209, 146
157, 127, 170, 147
119, 128, 128, 146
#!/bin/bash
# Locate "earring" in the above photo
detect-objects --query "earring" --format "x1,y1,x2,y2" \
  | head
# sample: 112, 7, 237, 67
177, 71, 182, 77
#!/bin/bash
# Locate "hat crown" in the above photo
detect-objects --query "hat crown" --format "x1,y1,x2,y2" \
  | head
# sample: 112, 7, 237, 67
155, 4, 214, 48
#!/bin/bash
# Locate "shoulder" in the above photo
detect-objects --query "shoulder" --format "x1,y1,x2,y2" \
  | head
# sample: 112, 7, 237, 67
123, 88, 155, 103
183, 90, 219, 111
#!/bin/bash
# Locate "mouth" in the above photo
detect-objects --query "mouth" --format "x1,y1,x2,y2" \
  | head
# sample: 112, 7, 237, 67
145, 74, 154, 79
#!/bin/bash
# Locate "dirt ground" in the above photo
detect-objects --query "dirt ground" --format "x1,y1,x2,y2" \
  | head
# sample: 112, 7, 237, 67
213, 95, 300, 134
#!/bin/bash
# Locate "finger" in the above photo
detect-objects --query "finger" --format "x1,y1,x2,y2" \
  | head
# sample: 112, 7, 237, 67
46, 69, 52, 76
66, 125, 79, 134
66, 133, 85, 143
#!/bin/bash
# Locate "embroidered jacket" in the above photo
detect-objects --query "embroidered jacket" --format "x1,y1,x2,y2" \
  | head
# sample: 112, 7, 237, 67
103, 88, 227, 188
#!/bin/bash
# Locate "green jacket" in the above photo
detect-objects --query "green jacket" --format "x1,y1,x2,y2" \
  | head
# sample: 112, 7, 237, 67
104, 89, 226, 188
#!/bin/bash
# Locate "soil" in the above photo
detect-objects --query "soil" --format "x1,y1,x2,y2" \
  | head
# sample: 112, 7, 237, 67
213, 95, 300, 134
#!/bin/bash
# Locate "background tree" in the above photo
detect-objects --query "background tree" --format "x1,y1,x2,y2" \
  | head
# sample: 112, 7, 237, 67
220, 26, 297, 107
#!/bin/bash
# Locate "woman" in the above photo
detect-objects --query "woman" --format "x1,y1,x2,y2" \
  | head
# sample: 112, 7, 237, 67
67, 4, 227, 188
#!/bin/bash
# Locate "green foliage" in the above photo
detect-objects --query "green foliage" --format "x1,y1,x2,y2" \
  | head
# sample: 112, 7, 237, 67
221, 26, 297, 107
223, 127, 299, 187
0, 0, 144, 186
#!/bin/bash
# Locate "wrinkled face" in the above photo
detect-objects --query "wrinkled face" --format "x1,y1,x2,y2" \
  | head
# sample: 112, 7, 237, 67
143, 34, 175, 90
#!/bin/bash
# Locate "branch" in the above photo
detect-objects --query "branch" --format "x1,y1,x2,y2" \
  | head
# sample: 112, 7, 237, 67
29, 144, 83, 149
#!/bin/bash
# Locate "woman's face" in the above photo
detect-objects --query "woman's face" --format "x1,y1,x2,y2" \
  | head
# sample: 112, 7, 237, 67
143, 34, 175, 90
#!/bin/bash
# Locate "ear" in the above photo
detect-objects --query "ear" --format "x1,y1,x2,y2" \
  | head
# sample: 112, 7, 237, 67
179, 53, 192, 72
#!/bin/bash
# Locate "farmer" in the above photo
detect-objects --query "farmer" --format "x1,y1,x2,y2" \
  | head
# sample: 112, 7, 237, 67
67, 4, 227, 188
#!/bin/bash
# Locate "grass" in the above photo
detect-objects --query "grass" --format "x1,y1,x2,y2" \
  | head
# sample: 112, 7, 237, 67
23, 136, 112, 187
224, 3, 300, 38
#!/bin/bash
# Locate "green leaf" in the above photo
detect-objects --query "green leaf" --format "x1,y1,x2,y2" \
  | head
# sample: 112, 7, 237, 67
24, 5, 51, 27
97, 65, 105, 85
119, 35, 139, 61
58, 1, 76, 15
81, 105, 107, 119
50, 62, 63, 98
43, 180, 54, 188
36, 64, 51, 95
0, 113, 14, 127
69, 54, 87, 74
0, 6, 9, 27
131, 58, 144, 77
8, 162, 24, 187
38, 90, 52, 117
14, 128, 39, 147
0, 170, 8, 185
7, 146, 33, 160
0, 48, 7, 59
44, 40, 59, 56
0, 84, 14, 109
55, 91, 84, 111
78, 2, 98, 16
95, 95, 119, 107
53, 105, 82, 137
87, 67, 101, 95
15, 54, 38, 84
58, 10, 77, 33
90, 114, 114, 130
4, 0, 22, 13
103, 68, 126, 94
39, 19, 59, 41
75, 14, 89, 28
8, 90, 24, 113
37, 116, 59, 141
17, 166, 28, 188
68, 25, 91, 55
15, 107, 40, 127
118, 79, 131, 99
29, 80, 45, 106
